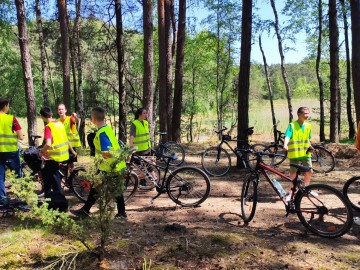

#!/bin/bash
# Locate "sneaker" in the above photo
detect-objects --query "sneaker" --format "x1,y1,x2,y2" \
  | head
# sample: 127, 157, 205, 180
0, 197, 9, 206
70, 208, 90, 218
354, 217, 360, 226
285, 193, 292, 203
114, 212, 128, 221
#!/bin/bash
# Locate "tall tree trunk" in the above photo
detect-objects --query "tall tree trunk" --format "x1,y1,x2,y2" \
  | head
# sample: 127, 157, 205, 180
158, 0, 168, 142
340, 0, 355, 139
351, 0, 360, 125
74, 0, 85, 146
270, 0, 293, 122
15, 0, 38, 146
259, 35, 276, 134
115, 0, 126, 143
58, 0, 71, 110
329, 0, 340, 142
142, 0, 155, 139
215, 1, 222, 132
172, 0, 186, 143
316, 0, 326, 142
237, 0, 252, 167
165, 0, 173, 141
35, 0, 49, 107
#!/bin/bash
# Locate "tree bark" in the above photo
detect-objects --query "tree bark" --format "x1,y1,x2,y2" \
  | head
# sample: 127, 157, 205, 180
115, 0, 127, 143
158, 0, 168, 142
259, 34, 276, 133
165, 0, 173, 141
351, 0, 360, 125
270, 0, 293, 122
329, 0, 340, 142
172, 0, 186, 143
237, 0, 252, 166
58, 0, 71, 110
15, 0, 38, 146
316, 0, 325, 142
142, 0, 155, 139
35, 0, 49, 107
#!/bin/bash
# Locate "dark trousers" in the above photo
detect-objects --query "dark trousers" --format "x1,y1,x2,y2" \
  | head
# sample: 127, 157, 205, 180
42, 160, 63, 196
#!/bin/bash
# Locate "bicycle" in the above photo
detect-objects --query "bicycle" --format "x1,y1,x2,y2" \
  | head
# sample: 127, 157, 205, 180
19, 135, 89, 203
151, 132, 186, 166
241, 151, 353, 238
343, 176, 360, 211
124, 152, 211, 207
262, 124, 336, 173
201, 127, 267, 177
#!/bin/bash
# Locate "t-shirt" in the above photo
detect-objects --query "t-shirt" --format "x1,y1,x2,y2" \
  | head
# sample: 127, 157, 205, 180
44, 120, 59, 143
12, 116, 21, 132
284, 122, 312, 140
97, 125, 112, 151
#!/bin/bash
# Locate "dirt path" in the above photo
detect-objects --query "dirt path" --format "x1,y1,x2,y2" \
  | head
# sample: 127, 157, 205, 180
94, 147, 360, 270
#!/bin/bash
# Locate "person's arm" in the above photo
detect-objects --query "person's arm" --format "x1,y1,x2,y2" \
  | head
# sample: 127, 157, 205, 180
13, 117, 23, 140
39, 138, 52, 160
129, 124, 136, 148
71, 112, 80, 125
68, 142, 77, 157
283, 124, 293, 150
99, 132, 112, 159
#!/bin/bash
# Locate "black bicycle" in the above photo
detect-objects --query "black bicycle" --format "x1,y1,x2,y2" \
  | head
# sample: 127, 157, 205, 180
201, 127, 266, 177
125, 152, 211, 207
241, 151, 353, 238
343, 176, 360, 211
151, 132, 186, 166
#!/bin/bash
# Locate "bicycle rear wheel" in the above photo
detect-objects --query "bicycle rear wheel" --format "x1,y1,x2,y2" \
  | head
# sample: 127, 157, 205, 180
69, 168, 90, 203
164, 142, 185, 166
240, 173, 258, 223
262, 144, 287, 166
343, 176, 360, 211
311, 146, 335, 173
201, 147, 231, 177
295, 184, 353, 238
124, 172, 139, 204
166, 166, 211, 207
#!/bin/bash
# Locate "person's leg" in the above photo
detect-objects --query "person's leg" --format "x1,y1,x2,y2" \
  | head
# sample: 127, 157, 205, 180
82, 186, 97, 212
0, 154, 7, 199
302, 159, 313, 186
116, 195, 126, 215
51, 162, 63, 194
7, 151, 22, 178
41, 161, 56, 196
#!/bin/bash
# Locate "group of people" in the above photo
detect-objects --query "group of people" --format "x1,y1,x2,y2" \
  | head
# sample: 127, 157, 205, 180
1, 96, 317, 219
0, 97, 152, 221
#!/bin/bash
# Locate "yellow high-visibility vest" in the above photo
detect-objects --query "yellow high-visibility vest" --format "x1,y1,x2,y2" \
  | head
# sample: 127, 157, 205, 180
132, 120, 150, 152
46, 121, 69, 162
59, 116, 81, 147
0, 114, 18, 152
287, 121, 311, 159
94, 125, 126, 172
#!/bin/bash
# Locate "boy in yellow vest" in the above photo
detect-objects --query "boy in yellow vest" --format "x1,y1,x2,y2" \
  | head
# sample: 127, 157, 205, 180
70, 107, 127, 219
283, 107, 314, 192
0, 97, 23, 205
39, 107, 77, 196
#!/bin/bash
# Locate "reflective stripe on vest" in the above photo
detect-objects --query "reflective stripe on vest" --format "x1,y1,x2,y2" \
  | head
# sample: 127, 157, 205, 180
287, 121, 311, 159
47, 121, 69, 162
59, 116, 81, 147
94, 125, 126, 172
0, 114, 18, 152
132, 120, 151, 152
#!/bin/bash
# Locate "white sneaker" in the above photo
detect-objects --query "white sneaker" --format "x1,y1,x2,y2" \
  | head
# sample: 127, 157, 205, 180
354, 217, 360, 226
285, 193, 292, 203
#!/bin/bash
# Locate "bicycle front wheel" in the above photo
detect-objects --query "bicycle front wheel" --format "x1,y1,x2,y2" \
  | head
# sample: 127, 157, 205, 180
69, 168, 90, 203
164, 142, 186, 166
247, 143, 267, 170
262, 145, 287, 166
240, 174, 258, 223
166, 166, 211, 207
124, 172, 139, 204
295, 184, 353, 238
343, 176, 360, 211
201, 147, 231, 176
311, 146, 335, 173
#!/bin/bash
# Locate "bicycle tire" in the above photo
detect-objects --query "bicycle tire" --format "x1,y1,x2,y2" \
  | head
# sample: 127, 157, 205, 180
124, 172, 139, 204
164, 141, 186, 166
69, 168, 90, 203
295, 184, 353, 238
262, 144, 287, 166
247, 143, 267, 170
311, 145, 335, 173
201, 147, 231, 176
240, 173, 258, 223
166, 166, 211, 207
343, 176, 360, 211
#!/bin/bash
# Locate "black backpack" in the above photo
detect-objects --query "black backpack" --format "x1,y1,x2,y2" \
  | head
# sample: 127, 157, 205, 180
87, 132, 96, 157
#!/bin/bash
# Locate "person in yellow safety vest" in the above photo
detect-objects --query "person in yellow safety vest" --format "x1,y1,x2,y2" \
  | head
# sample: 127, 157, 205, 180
39, 106, 77, 197
283, 107, 314, 199
129, 108, 157, 187
57, 104, 81, 169
70, 107, 127, 219
0, 97, 23, 205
